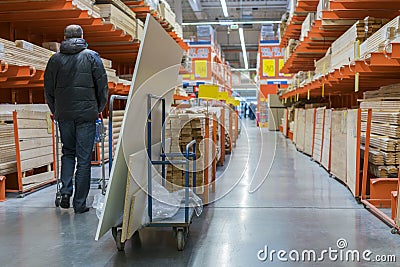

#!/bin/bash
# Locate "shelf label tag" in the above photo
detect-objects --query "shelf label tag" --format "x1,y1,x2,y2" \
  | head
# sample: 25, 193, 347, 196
284, 98, 287, 104
355, 72, 360, 92
296, 94, 299, 101
307, 90, 310, 100
322, 83, 325, 98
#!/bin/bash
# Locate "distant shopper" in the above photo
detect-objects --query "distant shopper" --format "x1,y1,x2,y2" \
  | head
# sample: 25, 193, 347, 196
44, 25, 108, 214
244, 103, 248, 118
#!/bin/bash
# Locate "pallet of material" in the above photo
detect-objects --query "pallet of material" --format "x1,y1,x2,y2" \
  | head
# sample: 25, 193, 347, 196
330, 110, 347, 183
95, 0, 137, 20
361, 122, 400, 139
361, 135, 399, 152
97, 4, 137, 39
72, 0, 101, 18
313, 107, 325, 162
304, 109, 315, 156
361, 111, 400, 125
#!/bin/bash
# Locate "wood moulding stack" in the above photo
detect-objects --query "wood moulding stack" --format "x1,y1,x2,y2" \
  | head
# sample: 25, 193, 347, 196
97, 3, 137, 39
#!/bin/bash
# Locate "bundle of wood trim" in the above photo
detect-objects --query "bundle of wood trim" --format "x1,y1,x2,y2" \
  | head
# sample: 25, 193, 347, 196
363, 84, 400, 100
97, 4, 137, 39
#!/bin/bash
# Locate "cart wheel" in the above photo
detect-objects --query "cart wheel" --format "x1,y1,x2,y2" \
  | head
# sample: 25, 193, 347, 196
18, 193, 25, 198
391, 228, 399, 235
177, 230, 185, 251
55, 197, 60, 207
98, 184, 102, 189
112, 227, 125, 251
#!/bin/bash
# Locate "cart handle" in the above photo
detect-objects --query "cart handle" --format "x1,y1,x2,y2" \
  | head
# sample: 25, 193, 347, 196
185, 140, 197, 158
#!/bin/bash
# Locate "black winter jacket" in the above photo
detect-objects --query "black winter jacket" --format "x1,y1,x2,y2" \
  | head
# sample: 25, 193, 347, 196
44, 38, 108, 121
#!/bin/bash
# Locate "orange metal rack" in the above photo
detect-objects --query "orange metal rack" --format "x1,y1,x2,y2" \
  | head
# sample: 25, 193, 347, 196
280, 0, 400, 74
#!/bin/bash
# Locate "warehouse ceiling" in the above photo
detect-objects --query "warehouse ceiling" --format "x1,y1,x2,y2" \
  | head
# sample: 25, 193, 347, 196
167, 0, 289, 69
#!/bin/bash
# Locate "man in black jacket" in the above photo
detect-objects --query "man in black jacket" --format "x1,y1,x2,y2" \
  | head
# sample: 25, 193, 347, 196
44, 25, 108, 214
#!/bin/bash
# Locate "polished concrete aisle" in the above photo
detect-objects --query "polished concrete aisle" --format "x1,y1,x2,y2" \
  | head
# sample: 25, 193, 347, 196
0, 119, 399, 267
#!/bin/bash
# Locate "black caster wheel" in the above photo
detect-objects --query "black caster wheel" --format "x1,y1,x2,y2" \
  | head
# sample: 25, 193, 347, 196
18, 193, 25, 198
112, 227, 125, 251
177, 229, 185, 251
391, 228, 399, 235
55, 198, 60, 207
98, 184, 102, 189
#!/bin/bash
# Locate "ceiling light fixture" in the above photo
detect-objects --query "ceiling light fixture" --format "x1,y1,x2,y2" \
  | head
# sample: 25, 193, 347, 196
239, 28, 249, 70
182, 20, 281, 26
220, 0, 229, 17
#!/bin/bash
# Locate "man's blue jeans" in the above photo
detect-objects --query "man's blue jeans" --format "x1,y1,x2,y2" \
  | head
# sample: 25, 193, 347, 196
58, 120, 96, 210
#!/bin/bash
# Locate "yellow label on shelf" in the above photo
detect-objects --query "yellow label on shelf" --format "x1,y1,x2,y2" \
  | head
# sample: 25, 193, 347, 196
284, 98, 287, 104
234, 100, 240, 106
322, 83, 325, 98
355, 72, 360, 92
217, 91, 228, 101
307, 90, 310, 100
279, 59, 291, 77
198, 84, 218, 100
195, 60, 208, 78
262, 59, 275, 77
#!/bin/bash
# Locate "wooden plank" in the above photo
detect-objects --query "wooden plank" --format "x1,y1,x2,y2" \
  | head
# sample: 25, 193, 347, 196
20, 145, 53, 161
20, 154, 53, 172
296, 109, 306, 151
304, 109, 315, 156
18, 128, 52, 139
96, 15, 184, 241
16, 110, 48, 120
17, 118, 49, 129
22, 171, 54, 185
19, 137, 52, 151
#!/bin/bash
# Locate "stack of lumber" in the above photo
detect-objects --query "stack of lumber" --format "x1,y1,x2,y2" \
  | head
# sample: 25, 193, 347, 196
360, 89, 400, 178
0, 38, 53, 70
108, 109, 124, 159
330, 18, 387, 70
72, 0, 101, 17
0, 113, 16, 176
284, 39, 299, 63
330, 110, 347, 183
165, 114, 205, 192
300, 12, 315, 42
158, 0, 176, 27
363, 84, 400, 100
369, 164, 399, 178
0, 104, 55, 192
314, 48, 331, 78
97, 3, 137, 39
346, 109, 359, 196
313, 107, 325, 162
360, 16, 400, 59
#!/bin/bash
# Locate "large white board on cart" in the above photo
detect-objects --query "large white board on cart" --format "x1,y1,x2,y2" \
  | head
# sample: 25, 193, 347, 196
95, 14, 184, 240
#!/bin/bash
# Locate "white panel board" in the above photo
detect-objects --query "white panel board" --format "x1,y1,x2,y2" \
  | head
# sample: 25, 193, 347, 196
96, 14, 184, 240
346, 109, 358, 196
321, 109, 332, 170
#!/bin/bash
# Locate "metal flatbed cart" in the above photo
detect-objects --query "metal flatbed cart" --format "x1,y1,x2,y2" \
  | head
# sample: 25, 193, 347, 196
112, 94, 198, 251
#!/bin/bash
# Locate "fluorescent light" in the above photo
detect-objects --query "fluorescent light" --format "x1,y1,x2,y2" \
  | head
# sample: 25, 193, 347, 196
220, 0, 229, 17
239, 28, 248, 70
183, 20, 281, 26
232, 68, 257, 72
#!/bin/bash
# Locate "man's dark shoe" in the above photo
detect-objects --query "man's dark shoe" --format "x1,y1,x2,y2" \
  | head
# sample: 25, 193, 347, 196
74, 207, 90, 214
60, 194, 70, 209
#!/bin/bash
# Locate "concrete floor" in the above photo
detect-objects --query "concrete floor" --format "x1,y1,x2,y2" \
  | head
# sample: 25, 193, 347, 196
1, 119, 399, 267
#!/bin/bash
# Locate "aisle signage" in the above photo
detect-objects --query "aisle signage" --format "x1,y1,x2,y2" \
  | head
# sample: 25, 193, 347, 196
186, 46, 212, 80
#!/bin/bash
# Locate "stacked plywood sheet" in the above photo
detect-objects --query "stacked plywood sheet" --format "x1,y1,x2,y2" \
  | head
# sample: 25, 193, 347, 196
361, 123, 400, 139
369, 164, 399, 178
97, 4, 137, 39
300, 12, 315, 42
321, 109, 332, 170
330, 110, 347, 183
304, 109, 315, 156
295, 109, 306, 152
313, 107, 325, 162
314, 48, 331, 78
